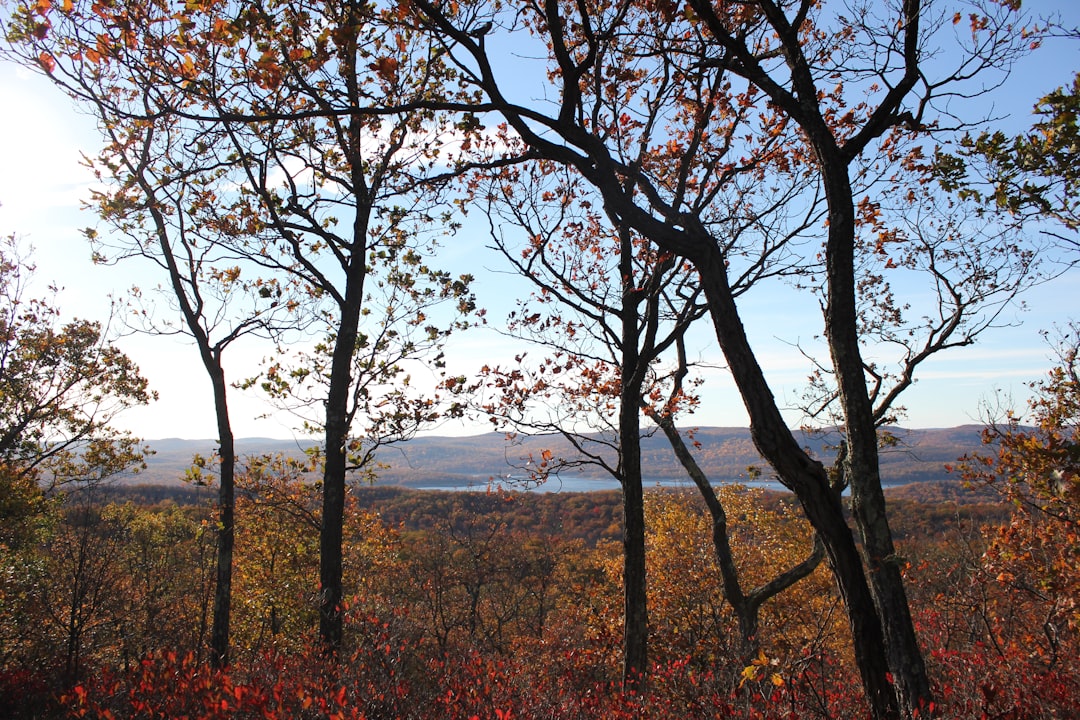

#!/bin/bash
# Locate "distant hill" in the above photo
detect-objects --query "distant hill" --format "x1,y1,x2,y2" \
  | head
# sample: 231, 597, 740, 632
128, 425, 991, 488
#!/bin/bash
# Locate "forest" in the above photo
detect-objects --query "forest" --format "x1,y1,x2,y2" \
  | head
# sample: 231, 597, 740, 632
0, 0, 1078, 718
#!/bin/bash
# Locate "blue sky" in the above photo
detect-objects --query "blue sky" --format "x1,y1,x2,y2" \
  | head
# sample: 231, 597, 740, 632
1, 0, 1078, 440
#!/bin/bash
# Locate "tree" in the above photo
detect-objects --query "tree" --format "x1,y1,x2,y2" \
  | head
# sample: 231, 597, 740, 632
956, 324, 1080, 664
470, 150, 827, 681
1, 58, 305, 667
90, 123, 300, 668
92, 118, 310, 667
3, 0, 311, 665
405, 1, 1037, 715
102, 500, 217, 669
397, 508, 558, 655
231, 453, 323, 657
0, 235, 151, 485
649, 370, 825, 658
935, 69, 1080, 252
5, 0, 483, 654
466, 159, 710, 682
36, 466, 177, 684
177, 0, 481, 652
643, 488, 835, 674
0, 236, 151, 684
42, 482, 124, 685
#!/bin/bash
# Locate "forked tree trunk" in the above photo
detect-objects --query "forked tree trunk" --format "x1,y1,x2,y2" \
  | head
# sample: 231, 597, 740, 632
653, 409, 824, 659
821, 162, 932, 716
691, 248, 902, 719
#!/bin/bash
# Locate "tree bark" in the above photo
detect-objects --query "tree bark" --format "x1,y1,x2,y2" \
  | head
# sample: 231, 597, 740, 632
318, 28, 372, 649
618, 225, 649, 687
691, 246, 901, 719
821, 160, 931, 716
318, 239, 367, 651
208, 361, 234, 668
318, 100, 371, 644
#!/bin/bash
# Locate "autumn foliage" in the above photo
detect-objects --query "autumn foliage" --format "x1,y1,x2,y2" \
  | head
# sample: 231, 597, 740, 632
1, 0, 1079, 716
0, 467, 1077, 719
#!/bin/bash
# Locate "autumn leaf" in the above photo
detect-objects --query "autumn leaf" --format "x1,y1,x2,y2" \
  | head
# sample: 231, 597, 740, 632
369, 56, 399, 83
38, 51, 56, 73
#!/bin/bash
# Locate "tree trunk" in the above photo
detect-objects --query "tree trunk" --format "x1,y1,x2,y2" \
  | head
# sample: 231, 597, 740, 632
139, 166, 242, 671
318, 432, 348, 650
618, 227, 649, 687
319, 206, 369, 650
619, 413, 648, 687
822, 163, 932, 716
208, 360, 235, 669
691, 247, 901, 719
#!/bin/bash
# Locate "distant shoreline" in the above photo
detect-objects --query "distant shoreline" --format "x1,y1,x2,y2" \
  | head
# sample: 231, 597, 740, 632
129, 426, 990, 488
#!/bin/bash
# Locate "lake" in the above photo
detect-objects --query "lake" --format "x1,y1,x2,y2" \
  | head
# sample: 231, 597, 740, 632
407, 475, 789, 493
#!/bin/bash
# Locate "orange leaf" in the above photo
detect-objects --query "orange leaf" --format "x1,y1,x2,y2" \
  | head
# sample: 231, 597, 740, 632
369, 56, 398, 82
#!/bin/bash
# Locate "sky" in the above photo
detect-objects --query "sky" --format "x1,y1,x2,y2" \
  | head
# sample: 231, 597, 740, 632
0, 1, 1078, 442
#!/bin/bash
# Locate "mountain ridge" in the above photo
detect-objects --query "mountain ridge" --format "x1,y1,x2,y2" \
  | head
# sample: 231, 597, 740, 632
126, 425, 991, 488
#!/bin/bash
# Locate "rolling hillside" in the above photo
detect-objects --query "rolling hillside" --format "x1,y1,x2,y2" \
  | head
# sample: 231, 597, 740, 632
129, 425, 990, 488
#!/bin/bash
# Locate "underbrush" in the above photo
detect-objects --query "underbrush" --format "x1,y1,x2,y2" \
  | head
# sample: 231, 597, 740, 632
11, 607, 1074, 720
